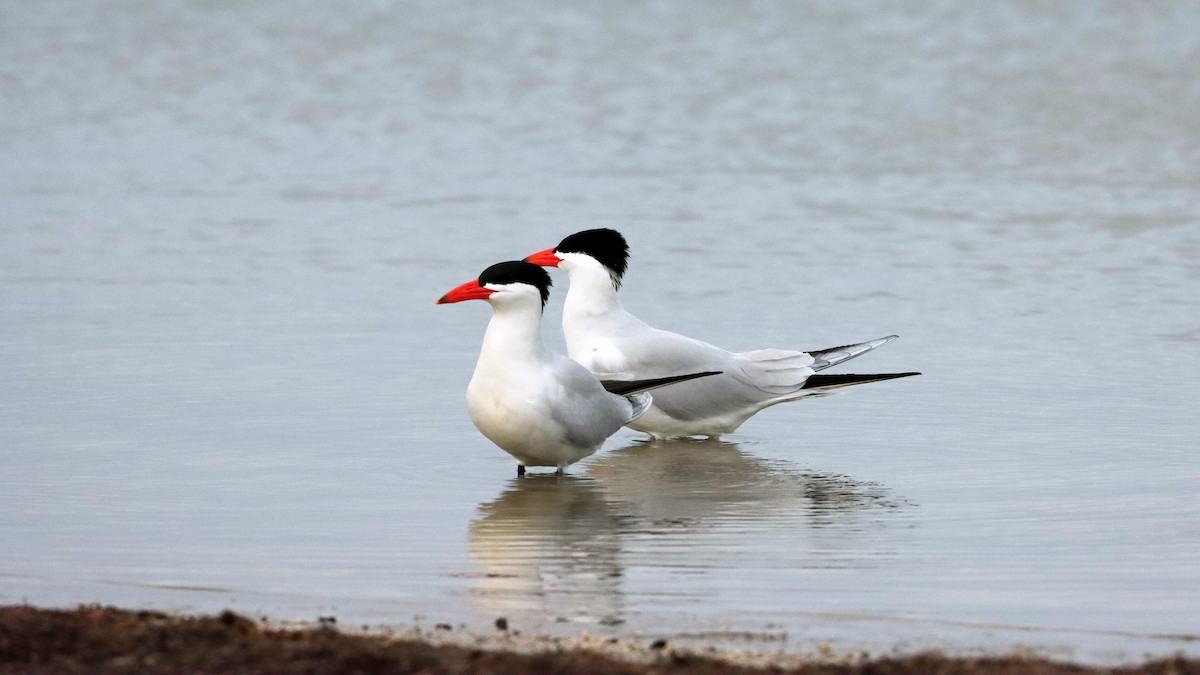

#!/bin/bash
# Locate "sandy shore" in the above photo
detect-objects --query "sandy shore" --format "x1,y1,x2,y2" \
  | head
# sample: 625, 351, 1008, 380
1, 605, 1195, 674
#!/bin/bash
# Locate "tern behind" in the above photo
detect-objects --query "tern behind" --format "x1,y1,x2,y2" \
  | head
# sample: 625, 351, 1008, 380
525, 229, 920, 439
437, 260, 718, 474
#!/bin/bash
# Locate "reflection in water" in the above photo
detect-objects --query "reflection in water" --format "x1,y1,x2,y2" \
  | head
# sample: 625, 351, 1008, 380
467, 439, 906, 627
588, 438, 901, 530
467, 475, 626, 627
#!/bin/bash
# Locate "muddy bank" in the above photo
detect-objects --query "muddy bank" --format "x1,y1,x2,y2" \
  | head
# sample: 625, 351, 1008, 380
1, 605, 1195, 675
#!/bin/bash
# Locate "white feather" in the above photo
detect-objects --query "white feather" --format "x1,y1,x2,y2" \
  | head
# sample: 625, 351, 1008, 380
555, 252, 900, 438
462, 279, 639, 469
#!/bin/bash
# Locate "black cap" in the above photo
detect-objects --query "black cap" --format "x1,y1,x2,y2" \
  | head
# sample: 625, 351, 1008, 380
478, 261, 553, 307
555, 229, 630, 287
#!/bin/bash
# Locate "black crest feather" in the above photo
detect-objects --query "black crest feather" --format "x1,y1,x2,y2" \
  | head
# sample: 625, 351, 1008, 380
555, 229, 630, 287
478, 260, 553, 307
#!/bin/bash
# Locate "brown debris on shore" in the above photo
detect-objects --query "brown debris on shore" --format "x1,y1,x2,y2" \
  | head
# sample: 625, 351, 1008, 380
1, 605, 1195, 675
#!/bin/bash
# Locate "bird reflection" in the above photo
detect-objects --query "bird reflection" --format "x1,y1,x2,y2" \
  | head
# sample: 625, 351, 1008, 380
466, 439, 905, 628
467, 475, 627, 628
588, 437, 900, 532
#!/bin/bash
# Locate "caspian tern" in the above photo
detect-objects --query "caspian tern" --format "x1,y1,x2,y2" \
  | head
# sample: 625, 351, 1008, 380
524, 229, 919, 439
437, 260, 719, 474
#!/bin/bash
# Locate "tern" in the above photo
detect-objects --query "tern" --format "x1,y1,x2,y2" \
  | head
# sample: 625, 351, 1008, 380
437, 260, 719, 475
525, 229, 919, 439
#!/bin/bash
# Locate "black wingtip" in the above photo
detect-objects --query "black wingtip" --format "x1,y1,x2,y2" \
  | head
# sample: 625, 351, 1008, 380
600, 370, 721, 396
800, 372, 920, 390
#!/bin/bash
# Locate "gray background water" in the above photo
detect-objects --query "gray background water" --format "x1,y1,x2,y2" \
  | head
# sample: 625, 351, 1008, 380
2, 0, 1198, 663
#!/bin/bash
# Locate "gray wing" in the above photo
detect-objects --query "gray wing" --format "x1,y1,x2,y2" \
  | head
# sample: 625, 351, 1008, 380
596, 328, 815, 422
544, 356, 630, 449
586, 327, 906, 421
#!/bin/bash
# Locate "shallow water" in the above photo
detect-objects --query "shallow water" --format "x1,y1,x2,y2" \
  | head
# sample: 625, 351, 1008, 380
2, 0, 1199, 663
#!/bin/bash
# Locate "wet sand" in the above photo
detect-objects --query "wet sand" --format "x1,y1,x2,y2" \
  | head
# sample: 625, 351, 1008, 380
1, 605, 1195, 674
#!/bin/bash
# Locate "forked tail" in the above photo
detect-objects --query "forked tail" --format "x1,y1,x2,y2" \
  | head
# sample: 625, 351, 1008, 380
807, 335, 899, 371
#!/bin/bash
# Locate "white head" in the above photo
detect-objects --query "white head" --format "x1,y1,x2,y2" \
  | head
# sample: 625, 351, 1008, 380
524, 228, 630, 290
436, 260, 553, 311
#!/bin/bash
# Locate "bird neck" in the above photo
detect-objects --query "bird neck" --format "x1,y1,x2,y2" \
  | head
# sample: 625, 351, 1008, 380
563, 263, 625, 321
478, 301, 548, 367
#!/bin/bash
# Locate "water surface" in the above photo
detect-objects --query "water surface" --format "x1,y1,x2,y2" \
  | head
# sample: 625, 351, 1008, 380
2, 0, 1199, 663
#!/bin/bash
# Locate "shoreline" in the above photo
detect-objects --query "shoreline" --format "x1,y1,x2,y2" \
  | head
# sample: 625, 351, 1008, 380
2, 605, 1196, 674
